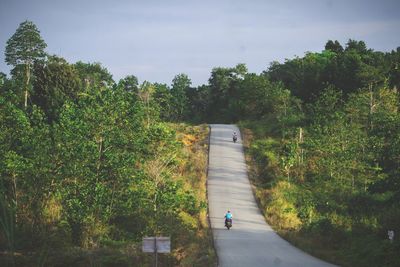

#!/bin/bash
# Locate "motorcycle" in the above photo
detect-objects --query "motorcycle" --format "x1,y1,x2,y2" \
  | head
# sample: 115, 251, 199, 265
233, 135, 237, 143
225, 218, 232, 230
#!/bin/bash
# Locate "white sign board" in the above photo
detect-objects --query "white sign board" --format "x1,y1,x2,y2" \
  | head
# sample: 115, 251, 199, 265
142, 237, 156, 253
156, 237, 171, 253
142, 237, 171, 253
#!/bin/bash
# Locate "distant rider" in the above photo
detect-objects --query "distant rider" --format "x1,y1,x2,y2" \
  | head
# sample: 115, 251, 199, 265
233, 131, 238, 142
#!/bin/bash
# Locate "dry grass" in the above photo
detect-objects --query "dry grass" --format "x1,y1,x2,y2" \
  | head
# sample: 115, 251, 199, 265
171, 123, 216, 267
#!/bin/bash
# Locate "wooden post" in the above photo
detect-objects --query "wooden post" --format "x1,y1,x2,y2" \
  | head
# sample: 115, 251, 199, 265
154, 237, 157, 267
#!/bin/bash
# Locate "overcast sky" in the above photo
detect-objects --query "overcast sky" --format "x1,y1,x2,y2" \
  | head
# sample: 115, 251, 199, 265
1, 0, 399, 86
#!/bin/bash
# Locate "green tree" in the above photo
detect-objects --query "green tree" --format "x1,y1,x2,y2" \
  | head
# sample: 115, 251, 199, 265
208, 64, 247, 122
74, 61, 114, 90
137, 81, 158, 128
266, 51, 336, 102
53, 87, 146, 245
0, 72, 6, 87
170, 74, 191, 121
153, 83, 172, 121
0, 98, 53, 239
388, 47, 400, 90
5, 21, 47, 108
325, 40, 344, 54
345, 39, 368, 54
32, 55, 82, 122
186, 85, 210, 123
117, 75, 139, 93
237, 73, 273, 118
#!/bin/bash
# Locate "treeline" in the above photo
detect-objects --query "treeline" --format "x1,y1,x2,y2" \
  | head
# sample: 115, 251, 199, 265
1, 21, 215, 266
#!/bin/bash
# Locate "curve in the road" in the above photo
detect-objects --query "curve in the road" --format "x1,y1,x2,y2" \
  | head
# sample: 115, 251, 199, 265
207, 124, 337, 267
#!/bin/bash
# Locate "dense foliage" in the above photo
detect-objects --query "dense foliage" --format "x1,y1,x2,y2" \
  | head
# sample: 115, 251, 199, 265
1, 21, 215, 266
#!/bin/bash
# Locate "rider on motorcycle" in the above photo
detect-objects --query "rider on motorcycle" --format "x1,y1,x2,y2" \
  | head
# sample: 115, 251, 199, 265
233, 131, 238, 142
225, 210, 233, 225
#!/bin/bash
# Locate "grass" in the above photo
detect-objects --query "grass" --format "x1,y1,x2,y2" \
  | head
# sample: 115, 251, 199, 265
171, 123, 217, 267
241, 125, 341, 265
239, 122, 400, 267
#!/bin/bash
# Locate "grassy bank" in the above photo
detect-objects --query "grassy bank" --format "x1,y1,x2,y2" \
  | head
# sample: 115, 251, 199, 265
169, 123, 217, 266
239, 120, 400, 267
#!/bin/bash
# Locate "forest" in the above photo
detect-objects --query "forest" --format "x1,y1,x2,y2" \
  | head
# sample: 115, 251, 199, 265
0, 21, 215, 266
1, 21, 400, 266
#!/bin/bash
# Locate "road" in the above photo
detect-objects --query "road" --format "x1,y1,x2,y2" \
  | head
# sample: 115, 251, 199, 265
207, 124, 337, 267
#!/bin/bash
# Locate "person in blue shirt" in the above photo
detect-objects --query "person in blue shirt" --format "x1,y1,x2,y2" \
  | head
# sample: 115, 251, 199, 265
225, 210, 233, 225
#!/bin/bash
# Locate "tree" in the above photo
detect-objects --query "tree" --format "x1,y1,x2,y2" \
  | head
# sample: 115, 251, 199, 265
5, 21, 47, 108
208, 64, 247, 122
186, 85, 210, 123
171, 74, 191, 121
345, 39, 368, 54
325, 40, 344, 54
388, 47, 400, 90
53, 88, 146, 245
266, 52, 336, 102
0, 72, 6, 87
74, 61, 114, 90
153, 83, 172, 121
237, 73, 271, 118
32, 55, 82, 122
137, 81, 157, 128
117, 75, 139, 93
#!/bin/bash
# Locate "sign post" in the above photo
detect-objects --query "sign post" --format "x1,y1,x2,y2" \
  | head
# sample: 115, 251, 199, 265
388, 230, 394, 243
142, 237, 171, 267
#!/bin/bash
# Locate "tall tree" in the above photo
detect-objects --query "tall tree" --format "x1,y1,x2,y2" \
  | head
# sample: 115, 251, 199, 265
32, 55, 82, 122
74, 61, 114, 90
345, 39, 368, 54
0, 72, 6, 87
153, 83, 172, 121
171, 74, 191, 121
117, 75, 139, 93
5, 21, 47, 108
325, 40, 344, 54
208, 64, 247, 122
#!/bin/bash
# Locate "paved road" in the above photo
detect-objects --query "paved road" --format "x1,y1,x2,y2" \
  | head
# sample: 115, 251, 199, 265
207, 124, 337, 267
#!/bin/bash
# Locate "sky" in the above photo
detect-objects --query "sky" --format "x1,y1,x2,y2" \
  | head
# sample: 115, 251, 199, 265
1, 0, 400, 86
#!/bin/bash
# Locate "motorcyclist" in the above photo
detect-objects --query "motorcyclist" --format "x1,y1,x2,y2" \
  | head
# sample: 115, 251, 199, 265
232, 131, 238, 142
225, 210, 233, 226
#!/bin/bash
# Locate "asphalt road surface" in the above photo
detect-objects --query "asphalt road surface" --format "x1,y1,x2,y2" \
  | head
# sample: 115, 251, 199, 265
207, 124, 337, 267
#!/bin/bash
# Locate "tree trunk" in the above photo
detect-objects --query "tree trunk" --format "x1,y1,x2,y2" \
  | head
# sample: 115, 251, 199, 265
24, 64, 31, 108
70, 222, 82, 246
96, 136, 103, 182
369, 83, 375, 130
12, 173, 18, 223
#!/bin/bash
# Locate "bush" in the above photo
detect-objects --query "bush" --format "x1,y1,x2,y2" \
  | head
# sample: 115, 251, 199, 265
249, 138, 281, 183
265, 181, 302, 230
